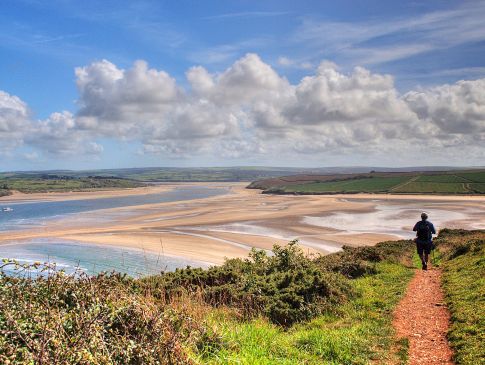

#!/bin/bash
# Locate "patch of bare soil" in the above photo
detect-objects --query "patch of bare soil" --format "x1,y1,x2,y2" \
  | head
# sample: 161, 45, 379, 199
393, 268, 454, 365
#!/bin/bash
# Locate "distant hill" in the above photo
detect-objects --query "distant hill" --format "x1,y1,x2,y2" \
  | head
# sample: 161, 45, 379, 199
247, 169, 485, 195
1, 166, 482, 183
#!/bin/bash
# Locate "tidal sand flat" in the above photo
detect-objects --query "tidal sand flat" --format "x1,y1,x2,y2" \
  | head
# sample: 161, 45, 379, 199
0, 185, 227, 231
1, 183, 484, 271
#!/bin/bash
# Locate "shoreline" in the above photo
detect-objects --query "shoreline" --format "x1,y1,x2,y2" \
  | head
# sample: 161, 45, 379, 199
0, 185, 172, 203
0, 181, 238, 204
1, 182, 484, 265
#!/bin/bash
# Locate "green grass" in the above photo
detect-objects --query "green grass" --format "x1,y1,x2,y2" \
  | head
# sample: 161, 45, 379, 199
392, 182, 470, 194
256, 169, 485, 195
199, 260, 414, 364
414, 174, 470, 183
436, 230, 485, 365
456, 171, 485, 183
0, 177, 144, 193
275, 174, 485, 195
468, 183, 485, 193
2, 167, 303, 183
283, 176, 412, 193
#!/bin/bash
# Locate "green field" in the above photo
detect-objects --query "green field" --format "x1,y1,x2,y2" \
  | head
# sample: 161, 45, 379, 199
0, 176, 144, 193
283, 176, 411, 193
468, 183, 485, 193
392, 181, 470, 194
457, 172, 485, 183
414, 174, 469, 183
258, 170, 485, 195
1, 167, 308, 183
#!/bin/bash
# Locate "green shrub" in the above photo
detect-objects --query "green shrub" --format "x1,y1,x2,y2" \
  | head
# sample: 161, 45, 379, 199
314, 240, 414, 278
141, 241, 352, 327
0, 237, 423, 364
0, 264, 214, 364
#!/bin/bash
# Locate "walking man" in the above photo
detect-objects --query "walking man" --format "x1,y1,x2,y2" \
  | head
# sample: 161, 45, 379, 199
413, 212, 436, 270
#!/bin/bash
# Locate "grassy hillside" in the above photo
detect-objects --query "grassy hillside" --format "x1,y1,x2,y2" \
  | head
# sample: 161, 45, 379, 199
3, 166, 478, 184
1, 230, 482, 364
0, 175, 144, 194
249, 170, 485, 195
0, 167, 311, 183
435, 229, 485, 364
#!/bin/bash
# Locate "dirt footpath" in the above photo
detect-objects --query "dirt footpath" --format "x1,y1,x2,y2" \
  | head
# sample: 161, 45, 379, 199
393, 268, 454, 365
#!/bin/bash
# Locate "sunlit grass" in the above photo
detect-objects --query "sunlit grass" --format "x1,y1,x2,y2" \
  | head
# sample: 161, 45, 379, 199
437, 230, 485, 364
199, 261, 414, 364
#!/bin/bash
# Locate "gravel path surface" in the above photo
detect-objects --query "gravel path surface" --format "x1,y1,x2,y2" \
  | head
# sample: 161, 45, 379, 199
393, 268, 454, 365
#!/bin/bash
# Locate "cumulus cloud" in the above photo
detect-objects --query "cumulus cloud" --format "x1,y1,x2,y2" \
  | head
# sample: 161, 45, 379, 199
404, 79, 485, 134
0, 91, 31, 153
25, 111, 103, 156
75, 59, 181, 138
0, 53, 484, 164
285, 64, 414, 125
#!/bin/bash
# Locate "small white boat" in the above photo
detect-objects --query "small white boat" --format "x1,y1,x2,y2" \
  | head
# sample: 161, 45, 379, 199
2, 207, 13, 212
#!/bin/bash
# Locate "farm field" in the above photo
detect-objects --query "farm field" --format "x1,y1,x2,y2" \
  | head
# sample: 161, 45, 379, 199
253, 170, 485, 195
283, 176, 411, 193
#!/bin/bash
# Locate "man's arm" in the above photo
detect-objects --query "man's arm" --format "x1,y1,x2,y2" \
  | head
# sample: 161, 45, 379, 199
413, 222, 419, 231
430, 222, 436, 235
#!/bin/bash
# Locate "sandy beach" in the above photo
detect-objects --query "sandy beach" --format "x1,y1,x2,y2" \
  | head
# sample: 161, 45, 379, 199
1, 183, 484, 265
0, 184, 177, 203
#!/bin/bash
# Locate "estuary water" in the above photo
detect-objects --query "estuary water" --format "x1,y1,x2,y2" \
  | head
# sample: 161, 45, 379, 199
0, 186, 226, 275
0, 186, 226, 231
0, 239, 210, 277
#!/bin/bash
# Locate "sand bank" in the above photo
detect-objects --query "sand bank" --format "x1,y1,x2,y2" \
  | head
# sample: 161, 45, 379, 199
1, 183, 484, 264
0, 185, 172, 203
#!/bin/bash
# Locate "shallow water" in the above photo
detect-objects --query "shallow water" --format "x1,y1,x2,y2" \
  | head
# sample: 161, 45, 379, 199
0, 186, 226, 231
183, 222, 342, 253
0, 239, 209, 277
302, 202, 485, 238
0, 186, 225, 276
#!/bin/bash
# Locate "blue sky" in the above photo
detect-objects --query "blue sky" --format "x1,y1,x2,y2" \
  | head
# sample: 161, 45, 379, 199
1, 0, 484, 171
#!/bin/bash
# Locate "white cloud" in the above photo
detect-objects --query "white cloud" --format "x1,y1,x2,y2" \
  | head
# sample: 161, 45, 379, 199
75, 59, 180, 138
404, 78, 485, 134
26, 111, 104, 156
285, 64, 413, 125
277, 56, 314, 70
294, 2, 485, 65
23, 151, 39, 161
1, 54, 484, 164
0, 90, 30, 154
186, 66, 215, 95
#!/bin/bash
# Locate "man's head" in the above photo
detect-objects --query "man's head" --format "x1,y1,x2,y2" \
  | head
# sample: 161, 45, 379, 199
421, 212, 428, 220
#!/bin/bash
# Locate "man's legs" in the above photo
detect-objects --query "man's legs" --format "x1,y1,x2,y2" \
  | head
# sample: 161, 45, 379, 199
423, 253, 429, 270
417, 242, 427, 270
